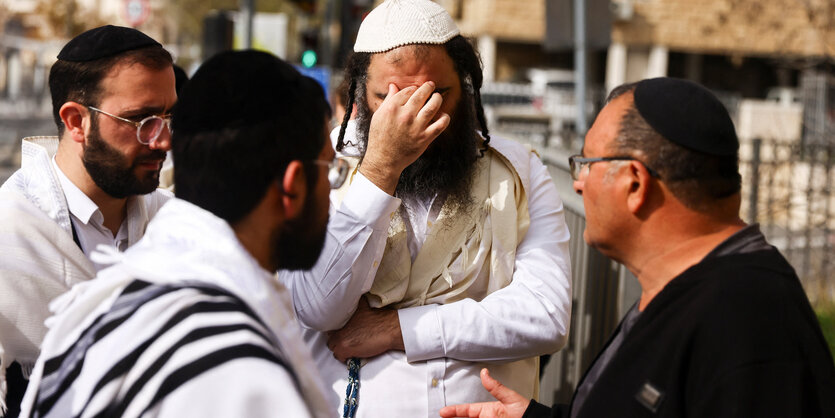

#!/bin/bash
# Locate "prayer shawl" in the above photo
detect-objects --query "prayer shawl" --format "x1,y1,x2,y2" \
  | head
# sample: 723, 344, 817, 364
336, 136, 533, 310
18, 198, 332, 418
0, 137, 169, 415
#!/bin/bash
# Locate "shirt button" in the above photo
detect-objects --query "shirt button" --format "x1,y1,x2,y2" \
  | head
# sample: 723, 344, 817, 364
373, 260, 379, 268
427, 221, 432, 227
431, 378, 438, 387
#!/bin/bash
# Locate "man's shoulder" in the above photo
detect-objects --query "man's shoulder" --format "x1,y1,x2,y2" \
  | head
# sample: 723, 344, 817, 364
488, 134, 537, 159
31, 278, 295, 418
134, 187, 174, 217
661, 250, 817, 346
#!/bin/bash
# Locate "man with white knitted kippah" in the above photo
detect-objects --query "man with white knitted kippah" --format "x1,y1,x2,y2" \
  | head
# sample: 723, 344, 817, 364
278, 0, 572, 416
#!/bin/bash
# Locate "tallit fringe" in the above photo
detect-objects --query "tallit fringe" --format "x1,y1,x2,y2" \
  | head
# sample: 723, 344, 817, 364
1, 365, 7, 418
20, 362, 34, 380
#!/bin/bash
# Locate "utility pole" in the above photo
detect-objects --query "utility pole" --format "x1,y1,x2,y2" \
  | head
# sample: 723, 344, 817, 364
573, 0, 587, 137
240, 0, 254, 49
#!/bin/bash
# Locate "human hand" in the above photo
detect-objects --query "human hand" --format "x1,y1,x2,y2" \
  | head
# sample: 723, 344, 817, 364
361, 81, 450, 194
439, 369, 531, 418
326, 297, 405, 363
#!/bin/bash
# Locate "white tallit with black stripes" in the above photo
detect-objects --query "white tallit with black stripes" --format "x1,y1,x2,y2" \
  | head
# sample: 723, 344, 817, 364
19, 198, 332, 418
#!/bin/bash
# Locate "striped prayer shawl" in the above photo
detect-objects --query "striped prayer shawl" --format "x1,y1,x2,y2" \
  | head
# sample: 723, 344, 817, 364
26, 280, 297, 418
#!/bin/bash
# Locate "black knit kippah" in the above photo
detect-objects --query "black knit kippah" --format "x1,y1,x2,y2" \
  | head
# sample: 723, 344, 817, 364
57, 25, 161, 62
633, 77, 738, 157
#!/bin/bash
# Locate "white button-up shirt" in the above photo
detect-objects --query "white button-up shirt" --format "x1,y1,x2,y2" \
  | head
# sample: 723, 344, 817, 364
280, 132, 572, 417
52, 158, 128, 270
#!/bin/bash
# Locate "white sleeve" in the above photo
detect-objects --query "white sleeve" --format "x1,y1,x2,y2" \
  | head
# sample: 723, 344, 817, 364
279, 173, 401, 331
399, 153, 572, 362
151, 358, 313, 418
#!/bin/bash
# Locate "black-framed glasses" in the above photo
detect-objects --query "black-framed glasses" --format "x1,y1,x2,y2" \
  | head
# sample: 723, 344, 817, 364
568, 154, 661, 181
87, 106, 172, 146
312, 157, 350, 189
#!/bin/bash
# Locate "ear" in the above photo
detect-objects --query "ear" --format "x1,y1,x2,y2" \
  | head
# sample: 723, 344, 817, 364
59, 102, 88, 144
279, 160, 308, 220
625, 160, 653, 214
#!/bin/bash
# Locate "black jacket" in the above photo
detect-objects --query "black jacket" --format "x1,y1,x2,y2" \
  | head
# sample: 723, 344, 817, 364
525, 248, 835, 417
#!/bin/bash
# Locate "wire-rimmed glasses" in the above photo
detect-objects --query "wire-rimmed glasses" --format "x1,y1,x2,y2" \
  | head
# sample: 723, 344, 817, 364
568, 154, 661, 181
312, 157, 350, 189
87, 106, 172, 146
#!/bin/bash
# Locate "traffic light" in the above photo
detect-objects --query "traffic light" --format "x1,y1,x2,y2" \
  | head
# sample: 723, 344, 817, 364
300, 28, 319, 68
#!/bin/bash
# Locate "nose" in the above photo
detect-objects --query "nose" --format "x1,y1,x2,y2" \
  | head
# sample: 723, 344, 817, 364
572, 179, 584, 195
149, 125, 172, 152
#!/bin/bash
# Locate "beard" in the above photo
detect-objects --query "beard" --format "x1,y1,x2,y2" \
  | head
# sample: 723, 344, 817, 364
356, 90, 481, 212
82, 118, 166, 199
271, 185, 329, 271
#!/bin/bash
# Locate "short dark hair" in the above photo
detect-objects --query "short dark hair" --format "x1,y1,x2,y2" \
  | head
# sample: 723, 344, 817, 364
48, 45, 173, 137
606, 84, 741, 211
336, 35, 490, 154
171, 50, 329, 224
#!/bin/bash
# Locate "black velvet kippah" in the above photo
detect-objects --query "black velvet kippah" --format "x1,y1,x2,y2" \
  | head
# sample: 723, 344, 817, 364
633, 77, 738, 156
57, 25, 161, 62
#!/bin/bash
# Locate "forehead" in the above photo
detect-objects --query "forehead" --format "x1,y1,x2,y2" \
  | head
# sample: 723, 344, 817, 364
584, 93, 631, 155
367, 45, 459, 88
98, 60, 176, 109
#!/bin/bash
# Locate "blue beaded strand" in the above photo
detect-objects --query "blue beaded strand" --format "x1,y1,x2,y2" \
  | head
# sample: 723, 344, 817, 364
342, 357, 361, 418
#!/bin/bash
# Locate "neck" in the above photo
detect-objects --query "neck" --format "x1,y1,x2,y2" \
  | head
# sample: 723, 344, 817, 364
625, 213, 745, 311
55, 140, 128, 236
232, 216, 275, 273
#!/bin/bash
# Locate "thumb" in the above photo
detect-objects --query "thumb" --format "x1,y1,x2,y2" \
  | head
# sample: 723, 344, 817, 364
357, 295, 371, 312
480, 368, 521, 404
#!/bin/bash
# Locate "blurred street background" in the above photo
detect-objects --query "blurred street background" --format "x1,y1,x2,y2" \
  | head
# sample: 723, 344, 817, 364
1, 0, 834, 403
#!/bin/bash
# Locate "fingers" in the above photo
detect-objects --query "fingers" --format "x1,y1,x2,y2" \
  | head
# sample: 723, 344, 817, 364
417, 91, 443, 124
326, 331, 346, 363
405, 81, 436, 109
480, 368, 521, 404
425, 111, 451, 138
439, 403, 485, 418
385, 83, 414, 107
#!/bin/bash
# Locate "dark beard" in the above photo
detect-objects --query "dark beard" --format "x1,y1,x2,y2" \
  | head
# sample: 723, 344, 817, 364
356, 92, 481, 211
82, 118, 165, 199
271, 189, 328, 270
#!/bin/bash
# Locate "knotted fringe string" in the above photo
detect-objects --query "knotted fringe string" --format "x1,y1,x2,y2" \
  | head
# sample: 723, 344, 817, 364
342, 357, 360, 418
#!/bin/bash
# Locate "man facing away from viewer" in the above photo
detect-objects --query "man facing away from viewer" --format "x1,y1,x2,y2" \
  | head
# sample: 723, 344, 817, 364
441, 77, 835, 418
0, 25, 174, 417
278, 0, 573, 416
19, 50, 337, 418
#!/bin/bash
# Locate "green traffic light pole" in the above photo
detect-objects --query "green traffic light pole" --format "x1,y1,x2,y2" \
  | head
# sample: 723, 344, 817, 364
240, 0, 254, 49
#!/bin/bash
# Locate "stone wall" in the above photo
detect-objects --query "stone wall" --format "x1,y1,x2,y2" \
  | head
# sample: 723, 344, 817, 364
614, 0, 835, 57
455, 0, 545, 43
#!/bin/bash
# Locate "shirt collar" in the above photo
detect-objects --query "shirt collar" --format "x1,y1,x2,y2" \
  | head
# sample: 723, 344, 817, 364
52, 157, 101, 225
705, 223, 772, 259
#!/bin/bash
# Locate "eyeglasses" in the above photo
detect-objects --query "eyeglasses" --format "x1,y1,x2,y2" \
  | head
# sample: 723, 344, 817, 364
87, 106, 172, 146
312, 157, 350, 189
568, 154, 661, 181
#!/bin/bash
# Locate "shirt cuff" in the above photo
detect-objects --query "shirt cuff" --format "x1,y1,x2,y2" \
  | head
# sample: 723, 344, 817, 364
398, 304, 444, 362
521, 400, 556, 418
338, 173, 400, 231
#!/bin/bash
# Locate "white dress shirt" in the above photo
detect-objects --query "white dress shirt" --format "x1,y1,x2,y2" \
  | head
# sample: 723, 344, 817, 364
52, 159, 129, 266
280, 129, 572, 417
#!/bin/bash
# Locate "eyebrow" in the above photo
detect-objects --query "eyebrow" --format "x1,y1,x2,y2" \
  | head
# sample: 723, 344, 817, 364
120, 105, 172, 118
374, 87, 451, 101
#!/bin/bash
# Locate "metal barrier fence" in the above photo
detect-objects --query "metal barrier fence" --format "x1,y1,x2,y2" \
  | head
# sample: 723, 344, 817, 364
504, 137, 641, 405
741, 138, 835, 304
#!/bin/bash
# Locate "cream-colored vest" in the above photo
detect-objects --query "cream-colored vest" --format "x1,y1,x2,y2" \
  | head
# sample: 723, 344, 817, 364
335, 142, 532, 309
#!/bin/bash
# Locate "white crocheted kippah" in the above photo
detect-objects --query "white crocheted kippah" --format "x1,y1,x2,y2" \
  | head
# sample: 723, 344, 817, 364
354, 0, 460, 53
